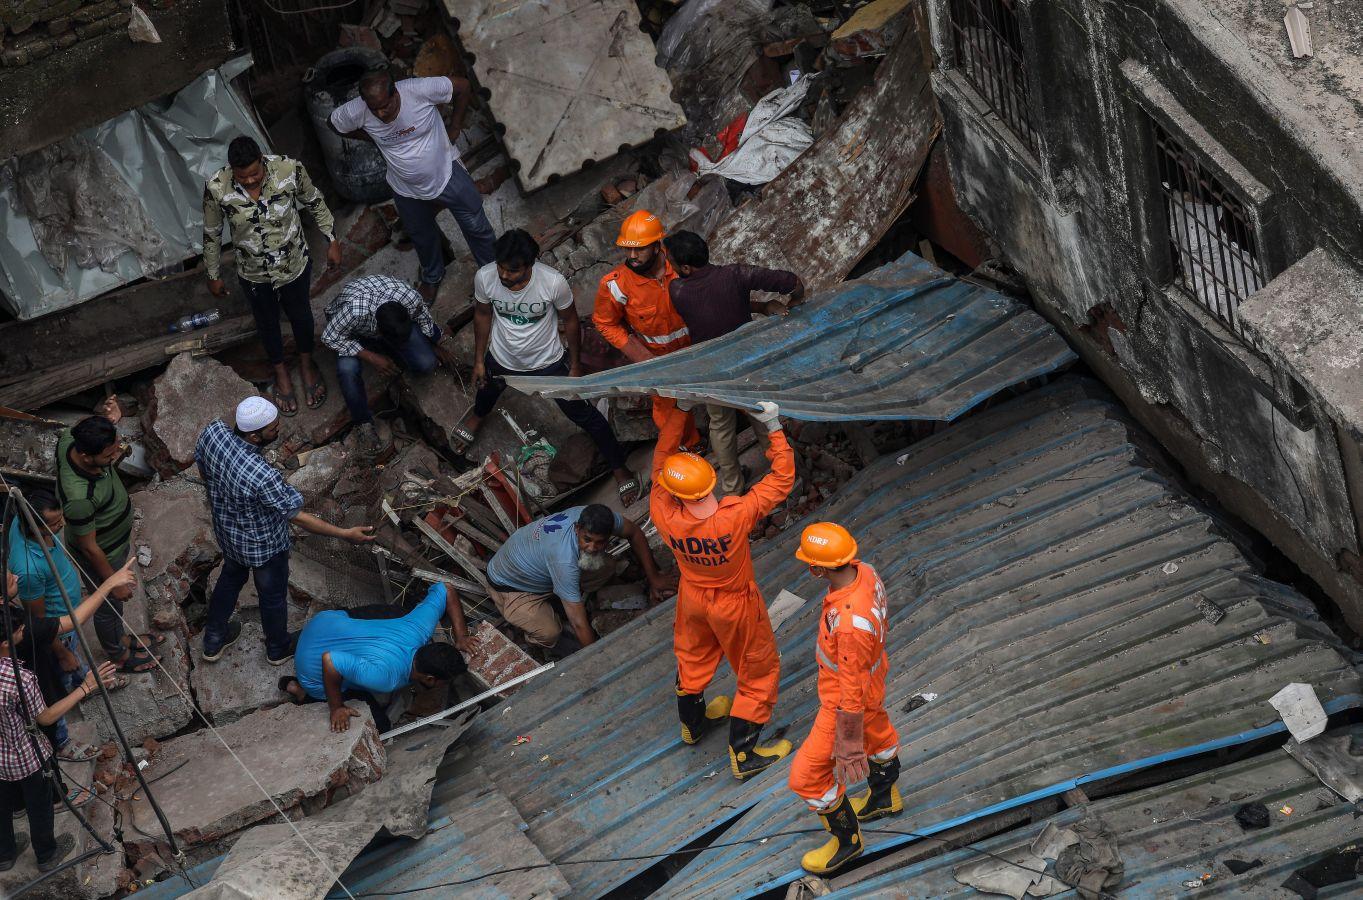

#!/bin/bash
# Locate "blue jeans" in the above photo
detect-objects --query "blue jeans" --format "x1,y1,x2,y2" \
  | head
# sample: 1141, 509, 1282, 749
392, 159, 496, 285
335, 324, 440, 424
205, 549, 292, 657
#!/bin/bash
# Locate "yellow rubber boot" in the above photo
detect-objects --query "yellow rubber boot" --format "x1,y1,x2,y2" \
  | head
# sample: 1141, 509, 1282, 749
850, 756, 903, 822
728, 717, 793, 780
801, 795, 864, 875
677, 687, 732, 745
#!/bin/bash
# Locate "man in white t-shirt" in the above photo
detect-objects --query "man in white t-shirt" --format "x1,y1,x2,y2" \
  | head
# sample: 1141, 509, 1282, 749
452, 229, 641, 504
329, 69, 496, 304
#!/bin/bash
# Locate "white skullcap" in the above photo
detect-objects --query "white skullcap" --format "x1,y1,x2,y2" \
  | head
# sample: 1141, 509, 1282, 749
234, 396, 279, 433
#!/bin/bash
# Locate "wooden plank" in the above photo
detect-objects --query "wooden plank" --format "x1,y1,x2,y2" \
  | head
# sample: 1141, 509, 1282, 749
413, 515, 492, 593
0, 266, 258, 410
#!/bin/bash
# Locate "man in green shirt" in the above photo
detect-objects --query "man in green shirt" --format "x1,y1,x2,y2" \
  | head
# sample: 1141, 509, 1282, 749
55, 408, 158, 673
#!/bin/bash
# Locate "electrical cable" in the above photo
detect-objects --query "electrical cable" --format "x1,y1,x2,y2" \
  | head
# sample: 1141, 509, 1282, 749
326, 824, 1120, 899
1, 474, 359, 899
0, 492, 115, 888
8, 489, 179, 856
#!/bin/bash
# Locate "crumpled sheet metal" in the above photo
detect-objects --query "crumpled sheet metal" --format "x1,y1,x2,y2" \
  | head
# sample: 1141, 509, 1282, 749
837, 726, 1363, 897
458, 378, 1362, 899
507, 253, 1077, 422
0, 55, 269, 320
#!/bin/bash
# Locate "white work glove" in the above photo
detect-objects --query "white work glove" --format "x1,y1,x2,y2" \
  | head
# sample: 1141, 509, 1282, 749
753, 400, 782, 433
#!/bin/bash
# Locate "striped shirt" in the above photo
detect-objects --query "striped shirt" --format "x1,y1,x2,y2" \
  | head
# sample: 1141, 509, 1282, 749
56, 428, 133, 561
321, 275, 440, 358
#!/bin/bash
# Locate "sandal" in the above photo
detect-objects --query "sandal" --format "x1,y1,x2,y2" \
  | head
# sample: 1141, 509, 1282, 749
55, 786, 95, 812
303, 377, 328, 410
271, 383, 299, 418
115, 647, 159, 674
450, 423, 478, 456
617, 472, 643, 506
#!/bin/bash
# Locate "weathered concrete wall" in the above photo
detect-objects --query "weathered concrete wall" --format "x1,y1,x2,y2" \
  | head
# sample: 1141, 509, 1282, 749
922, 0, 1363, 628
0, 0, 234, 158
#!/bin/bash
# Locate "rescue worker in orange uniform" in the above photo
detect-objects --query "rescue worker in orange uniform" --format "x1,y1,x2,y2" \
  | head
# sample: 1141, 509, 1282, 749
652, 399, 794, 778
592, 209, 701, 448
788, 522, 902, 875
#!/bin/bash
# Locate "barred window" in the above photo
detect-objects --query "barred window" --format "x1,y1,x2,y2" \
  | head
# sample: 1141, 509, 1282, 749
947, 0, 1039, 153
1152, 121, 1266, 337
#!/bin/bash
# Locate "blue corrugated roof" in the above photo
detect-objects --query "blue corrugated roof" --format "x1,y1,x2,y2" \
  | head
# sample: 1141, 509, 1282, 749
136, 379, 1362, 900
506, 253, 1077, 422
463, 378, 1361, 898
831, 726, 1363, 897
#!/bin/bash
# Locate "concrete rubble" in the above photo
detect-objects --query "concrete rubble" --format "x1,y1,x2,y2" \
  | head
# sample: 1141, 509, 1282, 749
123, 704, 385, 862
142, 353, 256, 478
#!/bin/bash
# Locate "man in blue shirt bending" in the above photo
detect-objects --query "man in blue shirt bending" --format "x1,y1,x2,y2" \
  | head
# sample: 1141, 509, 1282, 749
288, 581, 470, 732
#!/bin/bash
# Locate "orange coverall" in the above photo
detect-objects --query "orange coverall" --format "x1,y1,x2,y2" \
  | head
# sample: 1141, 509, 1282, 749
593, 261, 700, 446
788, 561, 900, 811
650, 406, 795, 724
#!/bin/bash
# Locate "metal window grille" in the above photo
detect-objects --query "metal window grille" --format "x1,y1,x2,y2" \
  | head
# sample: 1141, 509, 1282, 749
1152, 120, 1266, 337
947, 0, 1039, 153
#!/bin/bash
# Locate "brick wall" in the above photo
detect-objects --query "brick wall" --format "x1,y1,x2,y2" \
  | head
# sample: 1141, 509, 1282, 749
1, 0, 134, 67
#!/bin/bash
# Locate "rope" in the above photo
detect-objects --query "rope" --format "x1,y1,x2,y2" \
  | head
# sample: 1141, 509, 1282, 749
0, 478, 358, 898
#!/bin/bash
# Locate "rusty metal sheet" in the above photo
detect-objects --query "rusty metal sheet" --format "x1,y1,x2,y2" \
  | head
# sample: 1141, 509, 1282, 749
707, 2, 940, 291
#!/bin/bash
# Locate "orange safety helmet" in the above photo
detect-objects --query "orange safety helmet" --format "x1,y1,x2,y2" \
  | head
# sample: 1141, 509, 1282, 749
616, 209, 665, 248
660, 451, 716, 501
795, 522, 858, 568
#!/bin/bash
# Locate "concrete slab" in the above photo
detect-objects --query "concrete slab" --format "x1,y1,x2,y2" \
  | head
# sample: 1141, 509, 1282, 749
182, 820, 380, 900
1239, 247, 1363, 430
287, 443, 353, 508
142, 353, 256, 477
445, 0, 686, 191
133, 478, 221, 630
123, 704, 385, 859
192, 609, 307, 725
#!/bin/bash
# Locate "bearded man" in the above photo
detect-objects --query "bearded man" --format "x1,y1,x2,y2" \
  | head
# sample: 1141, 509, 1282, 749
485, 504, 672, 659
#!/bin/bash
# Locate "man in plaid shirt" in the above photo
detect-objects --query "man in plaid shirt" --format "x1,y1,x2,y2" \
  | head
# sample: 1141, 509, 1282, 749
323, 275, 456, 454
1, 585, 117, 873
196, 397, 375, 664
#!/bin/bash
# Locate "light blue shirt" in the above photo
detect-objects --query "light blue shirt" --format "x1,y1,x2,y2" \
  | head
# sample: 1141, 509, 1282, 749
7, 524, 83, 619
295, 583, 447, 698
485, 506, 623, 605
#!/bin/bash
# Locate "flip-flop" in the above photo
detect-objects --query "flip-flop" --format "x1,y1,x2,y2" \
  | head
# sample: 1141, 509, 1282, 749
617, 472, 643, 506
450, 424, 478, 456
271, 384, 299, 417
115, 647, 159, 674
303, 377, 328, 410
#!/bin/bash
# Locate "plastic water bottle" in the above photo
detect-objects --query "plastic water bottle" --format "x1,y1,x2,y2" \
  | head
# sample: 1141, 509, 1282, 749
168, 308, 222, 333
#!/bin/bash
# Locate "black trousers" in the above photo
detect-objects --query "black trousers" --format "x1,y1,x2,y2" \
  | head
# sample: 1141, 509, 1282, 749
0, 769, 55, 863
473, 353, 627, 471
240, 259, 315, 365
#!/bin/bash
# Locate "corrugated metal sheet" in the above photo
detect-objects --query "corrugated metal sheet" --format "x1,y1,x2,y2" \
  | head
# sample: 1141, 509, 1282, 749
506, 253, 1077, 422
834, 726, 1363, 897
134, 748, 568, 900
459, 377, 1361, 899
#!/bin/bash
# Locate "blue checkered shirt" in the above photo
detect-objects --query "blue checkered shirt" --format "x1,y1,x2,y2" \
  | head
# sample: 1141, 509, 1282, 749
195, 419, 304, 567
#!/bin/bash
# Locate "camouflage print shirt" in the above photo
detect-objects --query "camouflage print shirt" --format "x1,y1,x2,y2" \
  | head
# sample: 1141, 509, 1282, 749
202, 155, 335, 287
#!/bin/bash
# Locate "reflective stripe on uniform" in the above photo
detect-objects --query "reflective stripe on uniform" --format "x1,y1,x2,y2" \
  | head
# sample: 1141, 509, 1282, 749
606, 280, 628, 304
640, 325, 690, 345
851, 614, 878, 637
870, 744, 898, 763
816, 644, 838, 671
806, 783, 842, 811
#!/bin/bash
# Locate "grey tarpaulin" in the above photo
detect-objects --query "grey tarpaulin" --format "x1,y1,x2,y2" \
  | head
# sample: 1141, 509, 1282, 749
0, 55, 269, 320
